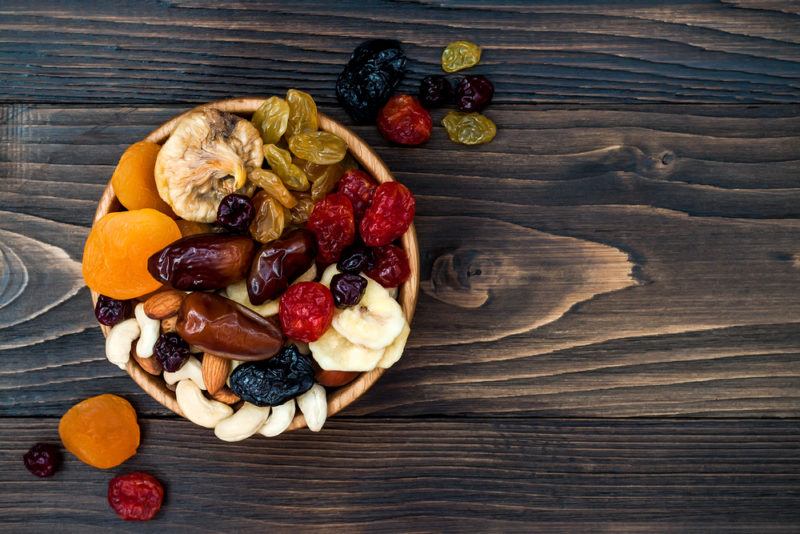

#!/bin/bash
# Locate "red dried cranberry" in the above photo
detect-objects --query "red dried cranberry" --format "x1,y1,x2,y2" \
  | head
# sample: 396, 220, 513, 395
337, 245, 375, 274
217, 193, 255, 233
455, 75, 494, 112
337, 169, 377, 221
153, 332, 190, 372
365, 245, 411, 288
108, 472, 164, 521
419, 75, 452, 108
279, 282, 334, 343
23, 443, 61, 478
377, 94, 432, 145
94, 295, 132, 326
306, 193, 355, 265
359, 182, 415, 247
330, 273, 368, 308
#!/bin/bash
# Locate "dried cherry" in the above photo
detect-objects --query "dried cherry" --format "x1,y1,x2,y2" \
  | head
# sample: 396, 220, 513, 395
229, 345, 315, 406
153, 332, 190, 372
337, 244, 375, 274
306, 193, 355, 264
365, 244, 410, 288
94, 295, 132, 326
279, 282, 334, 342
216, 193, 255, 233
359, 182, 415, 247
23, 443, 61, 478
419, 75, 452, 108
336, 169, 376, 220
455, 75, 494, 112
108, 472, 164, 521
330, 273, 368, 308
377, 95, 432, 146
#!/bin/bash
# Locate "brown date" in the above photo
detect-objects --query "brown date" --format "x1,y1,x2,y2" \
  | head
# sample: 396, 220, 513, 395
247, 228, 316, 305
176, 292, 284, 361
147, 234, 256, 291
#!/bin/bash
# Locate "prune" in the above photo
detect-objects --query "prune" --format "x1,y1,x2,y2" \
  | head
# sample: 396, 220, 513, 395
442, 40, 481, 73
148, 234, 256, 291
95, 295, 132, 326
455, 75, 494, 112
229, 345, 315, 406
23, 443, 61, 478
337, 169, 376, 220
331, 273, 368, 308
377, 95, 432, 146
153, 332, 190, 373
216, 193, 255, 233
108, 472, 164, 521
177, 292, 284, 361
306, 193, 355, 264
442, 111, 496, 145
247, 228, 317, 305
249, 190, 286, 244
419, 75, 452, 108
251, 96, 289, 145
285, 89, 318, 138
279, 282, 334, 342
365, 244, 410, 288
336, 39, 407, 123
337, 245, 375, 274
359, 182, 416, 247
288, 131, 347, 165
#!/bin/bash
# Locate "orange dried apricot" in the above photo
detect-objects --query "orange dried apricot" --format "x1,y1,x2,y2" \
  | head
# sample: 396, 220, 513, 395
111, 141, 175, 216
175, 219, 213, 237
83, 209, 181, 299
58, 394, 140, 469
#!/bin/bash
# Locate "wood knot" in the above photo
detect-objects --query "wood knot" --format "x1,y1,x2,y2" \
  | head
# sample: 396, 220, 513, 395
423, 249, 497, 308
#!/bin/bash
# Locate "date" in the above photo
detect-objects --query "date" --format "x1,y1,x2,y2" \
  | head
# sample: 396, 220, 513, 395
247, 228, 317, 305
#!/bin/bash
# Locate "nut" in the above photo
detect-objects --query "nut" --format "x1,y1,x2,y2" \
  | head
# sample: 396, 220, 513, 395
134, 303, 160, 358
214, 402, 270, 442
133, 350, 162, 375
258, 399, 296, 437
105, 318, 140, 370
161, 316, 178, 333
211, 386, 241, 405
296, 383, 327, 432
163, 355, 206, 390
202, 353, 230, 395
144, 289, 185, 319
175, 378, 233, 428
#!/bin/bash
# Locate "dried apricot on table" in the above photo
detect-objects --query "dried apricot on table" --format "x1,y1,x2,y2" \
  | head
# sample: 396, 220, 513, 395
59, 394, 140, 469
83, 209, 181, 300
111, 141, 175, 216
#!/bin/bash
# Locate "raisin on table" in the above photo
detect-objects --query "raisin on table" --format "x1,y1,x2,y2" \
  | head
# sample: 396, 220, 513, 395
419, 75, 452, 108
441, 40, 481, 72
442, 111, 497, 145
455, 75, 494, 112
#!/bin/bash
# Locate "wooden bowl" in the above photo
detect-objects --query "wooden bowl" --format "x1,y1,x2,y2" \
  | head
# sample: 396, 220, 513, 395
90, 98, 419, 432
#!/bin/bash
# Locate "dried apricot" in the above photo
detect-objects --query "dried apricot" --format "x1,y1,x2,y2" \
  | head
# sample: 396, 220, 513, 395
83, 209, 181, 299
111, 141, 175, 216
59, 394, 140, 469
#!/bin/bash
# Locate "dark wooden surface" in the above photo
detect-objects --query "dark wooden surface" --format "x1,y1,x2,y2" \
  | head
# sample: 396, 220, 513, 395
1, 1, 800, 531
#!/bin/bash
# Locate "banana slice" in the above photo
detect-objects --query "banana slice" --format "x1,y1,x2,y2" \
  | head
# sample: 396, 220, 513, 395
377, 321, 410, 369
309, 327, 385, 372
332, 277, 405, 350
319, 264, 340, 287
224, 279, 278, 317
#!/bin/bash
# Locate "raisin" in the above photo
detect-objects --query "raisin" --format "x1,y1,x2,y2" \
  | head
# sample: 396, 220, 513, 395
337, 244, 375, 274
442, 40, 481, 73
359, 182, 415, 247
229, 345, 315, 406
23, 443, 61, 478
251, 96, 289, 145
216, 193, 255, 233
455, 75, 494, 112
285, 89, 319, 138
336, 39, 407, 123
264, 144, 310, 192
442, 111, 497, 145
288, 131, 347, 165
330, 273, 368, 308
279, 282, 334, 342
94, 295, 132, 326
249, 190, 286, 243
306, 193, 355, 264
290, 193, 315, 225
365, 244, 411, 288
337, 169, 376, 220
153, 332, 190, 372
248, 169, 297, 209
307, 162, 345, 201
419, 75, 452, 108
108, 472, 164, 521
377, 95, 432, 146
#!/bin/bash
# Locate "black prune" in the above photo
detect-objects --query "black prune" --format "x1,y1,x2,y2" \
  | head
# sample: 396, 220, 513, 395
330, 273, 368, 308
336, 39, 407, 124
217, 193, 255, 233
455, 75, 494, 112
153, 332, 190, 372
229, 345, 315, 407
94, 295, 132, 326
419, 75, 452, 108
337, 244, 375, 274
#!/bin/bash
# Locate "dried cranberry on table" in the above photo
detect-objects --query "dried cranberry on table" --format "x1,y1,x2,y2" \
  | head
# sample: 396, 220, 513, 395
377, 95, 432, 146
419, 75, 452, 108
337, 244, 375, 274
455, 75, 494, 112
23, 443, 61, 478
216, 193, 255, 233
365, 244, 411, 288
359, 182, 416, 247
153, 332, 190, 372
108, 472, 164, 521
330, 273, 368, 308
336, 169, 376, 220
94, 295, 132, 326
229, 345, 315, 407
306, 193, 355, 265
279, 282, 334, 343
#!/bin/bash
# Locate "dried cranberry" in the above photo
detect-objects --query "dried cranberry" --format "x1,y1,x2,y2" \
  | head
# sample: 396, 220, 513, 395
365, 245, 411, 288
330, 273, 368, 308
23, 443, 61, 478
216, 193, 255, 233
337, 169, 376, 221
279, 282, 334, 342
377, 95, 432, 145
455, 75, 494, 112
94, 295, 132, 326
359, 182, 416, 247
337, 245, 375, 274
108, 472, 164, 521
153, 332, 190, 372
306, 193, 355, 265
419, 75, 452, 108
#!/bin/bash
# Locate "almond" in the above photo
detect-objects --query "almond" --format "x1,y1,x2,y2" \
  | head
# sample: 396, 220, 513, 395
202, 352, 230, 395
132, 350, 162, 375
144, 290, 186, 320
161, 316, 178, 333
211, 386, 241, 405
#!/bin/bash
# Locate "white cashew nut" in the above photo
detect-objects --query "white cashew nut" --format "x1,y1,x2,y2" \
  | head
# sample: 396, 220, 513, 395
175, 378, 233, 428
297, 384, 327, 432
293, 263, 317, 284
134, 303, 160, 358
163, 355, 206, 390
258, 399, 296, 437
214, 402, 270, 442
105, 318, 140, 370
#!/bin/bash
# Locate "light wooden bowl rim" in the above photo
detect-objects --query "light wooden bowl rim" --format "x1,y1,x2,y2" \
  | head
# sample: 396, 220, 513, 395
90, 97, 420, 432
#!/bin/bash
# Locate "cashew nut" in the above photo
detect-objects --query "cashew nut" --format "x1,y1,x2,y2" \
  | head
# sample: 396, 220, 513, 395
258, 399, 296, 437
224, 279, 278, 316
134, 303, 160, 358
176, 378, 233, 428
377, 321, 411, 369
293, 263, 317, 284
105, 318, 140, 370
163, 355, 206, 390
297, 384, 327, 432
214, 402, 270, 442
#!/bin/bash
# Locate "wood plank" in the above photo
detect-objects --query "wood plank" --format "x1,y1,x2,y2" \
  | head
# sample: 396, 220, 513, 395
1, 104, 799, 417
1, 417, 799, 531
0, 1, 799, 104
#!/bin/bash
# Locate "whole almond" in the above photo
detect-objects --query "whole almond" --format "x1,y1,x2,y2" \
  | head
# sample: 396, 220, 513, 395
202, 353, 230, 395
132, 350, 163, 376
161, 316, 178, 333
211, 386, 241, 405
144, 290, 185, 320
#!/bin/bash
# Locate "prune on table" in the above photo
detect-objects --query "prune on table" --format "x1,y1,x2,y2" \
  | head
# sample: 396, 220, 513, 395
337, 169, 376, 220
279, 282, 334, 342
108, 471, 164, 521
153, 332, 190, 373
441, 40, 481, 73
216, 193, 255, 233
455, 75, 494, 112
247, 228, 317, 305
288, 131, 347, 165
249, 190, 287, 244
251, 96, 289, 145
365, 244, 410, 288
95, 295, 132, 326
229, 345, 315, 406
337, 244, 375, 274
377, 95, 432, 146
336, 39, 408, 123
359, 182, 415, 247
442, 111, 497, 145
419, 75, 452, 108
23, 443, 61, 478
148, 234, 256, 291
306, 193, 355, 264
330, 273, 368, 308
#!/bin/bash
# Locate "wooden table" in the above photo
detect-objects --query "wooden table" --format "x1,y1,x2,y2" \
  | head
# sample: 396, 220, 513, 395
2, 1, 799, 531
